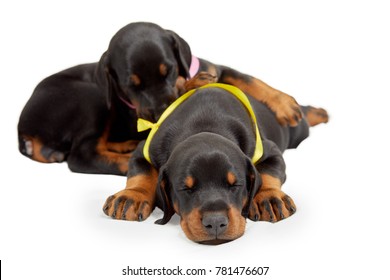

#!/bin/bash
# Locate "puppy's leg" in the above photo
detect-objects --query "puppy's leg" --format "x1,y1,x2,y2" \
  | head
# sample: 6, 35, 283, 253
103, 141, 158, 221
184, 72, 218, 91
18, 135, 66, 163
106, 140, 139, 153
301, 105, 329, 127
67, 119, 140, 175
216, 65, 303, 127
67, 135, 132, 176
249, 140, 296, 222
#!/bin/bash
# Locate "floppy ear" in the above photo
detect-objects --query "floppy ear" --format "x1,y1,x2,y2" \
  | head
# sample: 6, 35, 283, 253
155, 165, 175, 225
95, 51, 117, 108
242, 158, 262, 218
166, 30, 192, 78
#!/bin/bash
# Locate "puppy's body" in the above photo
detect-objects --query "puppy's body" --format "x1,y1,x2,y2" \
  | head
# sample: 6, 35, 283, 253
18, 22, 302, 176
103, 86, 327, 244
18, 63, 143, 174
150, 88, 306, 167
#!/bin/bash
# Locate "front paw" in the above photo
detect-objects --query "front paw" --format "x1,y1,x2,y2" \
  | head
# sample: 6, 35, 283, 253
272, 93, 303, 127
184, 71, 217, 91
249, 189, 296, 222
103, 189, 154, 221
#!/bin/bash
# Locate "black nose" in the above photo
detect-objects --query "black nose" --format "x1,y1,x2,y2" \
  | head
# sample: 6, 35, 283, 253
202, 213, 229, 236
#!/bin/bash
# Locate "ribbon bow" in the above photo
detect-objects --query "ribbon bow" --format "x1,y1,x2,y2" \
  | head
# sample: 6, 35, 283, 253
137, 119, 159, 132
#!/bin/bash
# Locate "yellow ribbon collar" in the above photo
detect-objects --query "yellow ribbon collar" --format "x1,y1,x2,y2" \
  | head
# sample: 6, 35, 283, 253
137, 83, 263, 165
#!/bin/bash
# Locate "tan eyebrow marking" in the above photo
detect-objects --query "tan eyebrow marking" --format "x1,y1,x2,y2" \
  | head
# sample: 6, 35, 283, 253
185, 176, 195, 188
130, 74, 141, 86
159, 64, 168, 76
227, 172, 236, 185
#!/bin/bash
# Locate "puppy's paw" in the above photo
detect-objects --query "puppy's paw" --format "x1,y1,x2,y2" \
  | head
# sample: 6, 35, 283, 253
184, 71, 217, 91
249, 189, 296, 222
304, 106, 329, 127
270, 93, 303, 127
103, 189, 154, 221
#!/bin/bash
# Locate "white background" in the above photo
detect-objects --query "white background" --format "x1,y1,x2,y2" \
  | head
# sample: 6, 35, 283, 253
1, 0, 389, 279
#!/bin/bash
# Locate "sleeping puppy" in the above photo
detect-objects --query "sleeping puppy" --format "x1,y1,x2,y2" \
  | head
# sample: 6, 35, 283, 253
103, 84, 328, 244
18, 22, 302, 176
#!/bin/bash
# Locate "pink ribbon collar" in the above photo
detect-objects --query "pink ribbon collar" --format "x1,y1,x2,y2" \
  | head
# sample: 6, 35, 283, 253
188, 55, 200, 79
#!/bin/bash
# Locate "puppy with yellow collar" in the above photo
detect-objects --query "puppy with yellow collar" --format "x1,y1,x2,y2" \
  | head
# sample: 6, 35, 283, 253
103, 83, 328, 244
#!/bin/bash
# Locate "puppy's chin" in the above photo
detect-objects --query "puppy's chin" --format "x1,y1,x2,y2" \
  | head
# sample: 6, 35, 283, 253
198, 239, 233, 246
137, 110, 158, 123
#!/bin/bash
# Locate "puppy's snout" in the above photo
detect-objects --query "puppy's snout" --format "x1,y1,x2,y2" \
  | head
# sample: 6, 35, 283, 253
202, 213, 229, 236
139, 104, 170, 122
139, 108, 157, 122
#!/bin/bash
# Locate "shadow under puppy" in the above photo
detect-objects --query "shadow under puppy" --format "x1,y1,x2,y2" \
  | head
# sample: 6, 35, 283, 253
103, 84, 328, 245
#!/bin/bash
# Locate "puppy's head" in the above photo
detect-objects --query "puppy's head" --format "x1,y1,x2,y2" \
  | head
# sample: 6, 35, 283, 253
156, 133, 261, 245
96, 22, 192, 122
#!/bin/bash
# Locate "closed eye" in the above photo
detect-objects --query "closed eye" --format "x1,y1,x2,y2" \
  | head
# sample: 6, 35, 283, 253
179, 186, 194, 193
229, 183, 243, 192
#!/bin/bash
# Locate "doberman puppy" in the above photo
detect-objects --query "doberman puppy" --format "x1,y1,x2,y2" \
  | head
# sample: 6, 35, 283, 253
18, 22, 303, 175
103, 84, 328, 244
